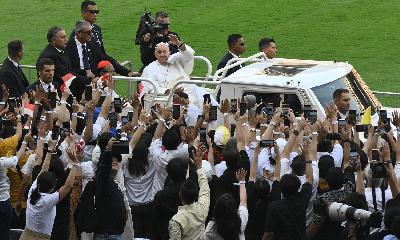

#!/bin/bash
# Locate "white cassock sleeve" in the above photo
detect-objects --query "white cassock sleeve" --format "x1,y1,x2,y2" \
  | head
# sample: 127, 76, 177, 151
168, 45, 195, 75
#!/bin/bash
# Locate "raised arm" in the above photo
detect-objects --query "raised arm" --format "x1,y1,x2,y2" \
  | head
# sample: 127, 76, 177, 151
262, 110, 282, 140
236, 168, 248, 208
381, 142, 399, 197
83, 100, 95, 143
249, 145, 261, 182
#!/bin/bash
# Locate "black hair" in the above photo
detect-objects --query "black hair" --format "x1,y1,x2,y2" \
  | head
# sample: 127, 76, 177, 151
47, 26, 64, 43
258, 38, 275, 51
155, 11, 169, 18
318, 155, 335, 179
383, 201, 400, 235
213, 193, 241, 240
162, 126, 181, 150
317, 139, 333, 152
222, 138, 240, 169
30, 172, 57, 205
251, 179, 271, 226
227, 34, 243, 48
97, 132, 113, 151
128, 132, 152, 177
7, 40, 23, 58
145, 122, 158, 136
81, 1, 96, 12
180, 179, 199, 204
175, 91, 189, 100
37, 58, 55, 71
166, 158, 187, 183
290, 154, 306, 176
333, 88, 349, 101
280, 174, 301, 198
326, 167, 344, 190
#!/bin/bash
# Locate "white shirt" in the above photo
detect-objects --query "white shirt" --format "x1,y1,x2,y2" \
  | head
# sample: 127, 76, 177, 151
123, 145, 157, 205
141, 45, 195, 98
26, 180, 60, 236
8, 57, 19, 67
21, 154, 36, 176
149, 139, 189, 196
215, 161, 227, 177
39, 79, 56, 93
75, 37, 87, 70
0, 156, 18, 201
365, 188, 392, 233
185, 103, 202, 127
203, 205, 248, 240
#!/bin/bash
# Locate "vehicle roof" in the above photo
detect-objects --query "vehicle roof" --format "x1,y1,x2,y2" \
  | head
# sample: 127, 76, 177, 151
221, 58, 353, 89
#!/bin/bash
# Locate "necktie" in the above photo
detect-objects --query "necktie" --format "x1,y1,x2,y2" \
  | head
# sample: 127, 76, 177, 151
81, 44, 90, 70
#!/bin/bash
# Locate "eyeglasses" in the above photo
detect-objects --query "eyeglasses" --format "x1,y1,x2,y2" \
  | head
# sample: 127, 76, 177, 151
79, 30, 92, 35
85, 10, 99, 14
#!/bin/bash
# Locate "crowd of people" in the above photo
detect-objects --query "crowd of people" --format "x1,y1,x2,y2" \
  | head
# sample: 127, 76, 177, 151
0, 1, 399, 240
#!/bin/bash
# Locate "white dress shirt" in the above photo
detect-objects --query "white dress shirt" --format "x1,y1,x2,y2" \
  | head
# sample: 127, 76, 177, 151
75, 37, 87, 70
149, 139, 189, 196
317, 143, 344, 168
0, 156, 19, 201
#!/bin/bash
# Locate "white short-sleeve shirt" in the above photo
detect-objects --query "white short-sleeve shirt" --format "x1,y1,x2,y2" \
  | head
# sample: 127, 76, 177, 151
26, 180, 60, 236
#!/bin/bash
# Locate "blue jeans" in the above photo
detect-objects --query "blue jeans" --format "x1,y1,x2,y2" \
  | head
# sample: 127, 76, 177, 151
93, 233, 123, 240
0, 199, 12, 240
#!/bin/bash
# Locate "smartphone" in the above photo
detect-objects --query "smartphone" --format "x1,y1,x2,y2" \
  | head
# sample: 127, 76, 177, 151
128, 111, 134, 122
22, 126, 29, 137
355, 124, 369, 132
338, 119, 346, 127
239, 102, 247, 116
111, 142, 130, 156
7, 98, 16, 112
97, 96, 106, 107
62, 121, 70, 129
326, 133, 341, 141
114, 98, 122, 113
379, 110, 388, 124
230, 124, 236, 137
109, 112, 118, 128
85, 85, 92, 101
16, 98, 22, 108
203, 94, 211, 104
347, 110, 357, 125
349, 152, 359, 168
199, 128, 207, 143
350, 151, 359, 160
173, 104, 181, 120
121, 116, 128, 125
308, 110, 317, 124
303, 104, 311, 118
371, 149, 380, 161
230, 99, 238, 113
48, 92, 57, 109
209, 106, 218, 121
260, 140, 274, 148
76, 113, 86, 135
282, 102, 289, 115
52, 125, 60, 140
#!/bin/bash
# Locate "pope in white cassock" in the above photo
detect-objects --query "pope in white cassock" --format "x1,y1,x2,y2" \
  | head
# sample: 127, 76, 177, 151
140, 34, 217, 110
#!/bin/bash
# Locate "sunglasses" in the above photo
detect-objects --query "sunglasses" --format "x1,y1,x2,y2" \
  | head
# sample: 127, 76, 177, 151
85, 10, 99, 14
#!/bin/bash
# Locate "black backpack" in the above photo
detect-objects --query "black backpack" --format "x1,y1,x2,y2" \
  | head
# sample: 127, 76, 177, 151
75, 180, 98, 234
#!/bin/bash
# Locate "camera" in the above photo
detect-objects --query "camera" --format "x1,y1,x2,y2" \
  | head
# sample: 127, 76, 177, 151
370, 160, 387, 178
328, 202, 382, 227
136, 12, 170, 46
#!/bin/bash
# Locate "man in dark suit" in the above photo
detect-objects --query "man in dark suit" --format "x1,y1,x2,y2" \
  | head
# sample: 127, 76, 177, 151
216, 34, 246, 101
66, 20, 133, 80
0, 40, 29, 98
37, 26, 93, 100
78, 1, 138, 77
26, 58, 61, 97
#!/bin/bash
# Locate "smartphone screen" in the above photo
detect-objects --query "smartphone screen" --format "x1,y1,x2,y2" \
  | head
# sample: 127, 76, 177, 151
338, 119, 346, 126
347, 110, 357, 125
256, 102, 266, 115
355, 124, 368, 132
109, 112, 118, 128
230, 99, 238, 113
52, 125, 60, 140
128, 111, 134, 122
85, 85, 92, 101
173, 104, 181, 120
371, 149, 380, 161
200, 128, 207, 142
121, 116, 128, 125
114, 98, 122, 113
209, 106, 217, 121
308, 110, 317, 123
49, 92, 57, 109
239, 102, 247, 116
7, 98, 16, 112
260, 140, 274, 148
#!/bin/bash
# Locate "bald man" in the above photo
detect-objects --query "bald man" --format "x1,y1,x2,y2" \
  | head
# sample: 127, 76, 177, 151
140, 35, 194, 98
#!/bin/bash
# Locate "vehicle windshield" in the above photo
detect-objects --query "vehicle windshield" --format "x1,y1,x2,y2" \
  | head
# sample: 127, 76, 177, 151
311, 78, 361, 112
